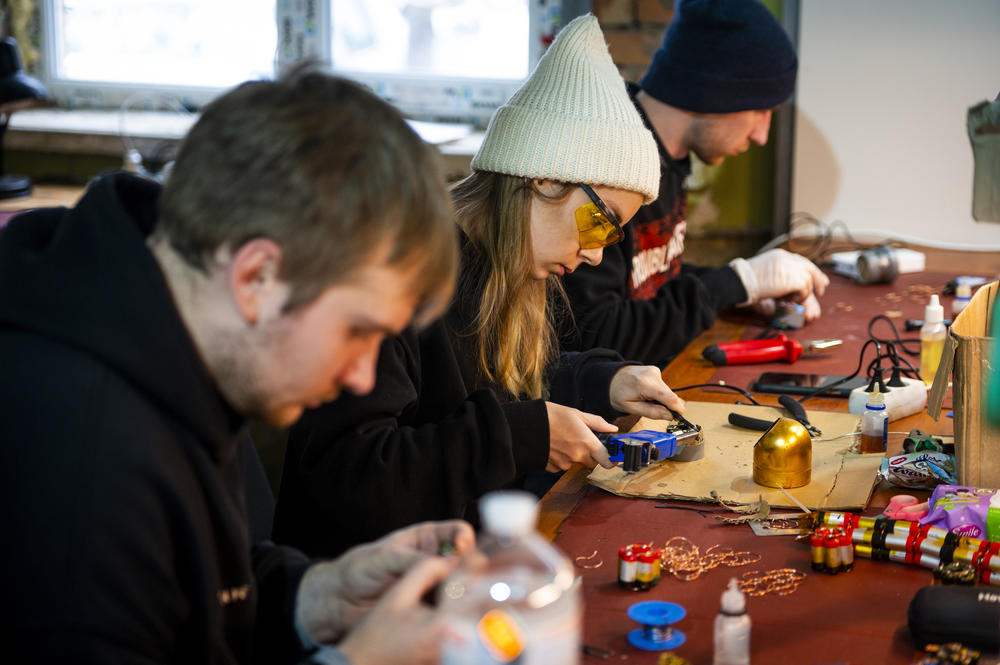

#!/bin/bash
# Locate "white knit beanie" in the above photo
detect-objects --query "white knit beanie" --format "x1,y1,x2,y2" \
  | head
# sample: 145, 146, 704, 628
471, 14, 660, 203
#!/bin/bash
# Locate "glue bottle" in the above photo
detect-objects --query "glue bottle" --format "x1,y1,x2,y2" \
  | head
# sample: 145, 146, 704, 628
438, 491, 581, 665
920, 294, 946, 386
713, 578, 751, 665
860, 391, 888, 454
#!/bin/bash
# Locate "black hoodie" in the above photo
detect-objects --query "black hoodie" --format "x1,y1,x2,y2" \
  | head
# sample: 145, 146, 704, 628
561, 83, 749, 367
0, 173, 310, 664
274, 235, 632, 558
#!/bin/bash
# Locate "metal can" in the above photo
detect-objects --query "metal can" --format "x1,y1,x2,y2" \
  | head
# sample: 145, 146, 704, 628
824, 531, 842, 574
636, 548, 662, 591
810, 530, 826, 571
618, 546, 638, 590
839, 531, 855, 572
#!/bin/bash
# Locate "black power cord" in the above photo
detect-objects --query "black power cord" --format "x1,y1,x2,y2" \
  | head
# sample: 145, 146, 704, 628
868, 314, 920, 356
795, 338, 884, 403
672, 383, 763, 406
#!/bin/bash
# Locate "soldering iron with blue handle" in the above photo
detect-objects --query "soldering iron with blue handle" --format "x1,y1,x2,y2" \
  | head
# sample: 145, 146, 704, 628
601, 419, 704, 474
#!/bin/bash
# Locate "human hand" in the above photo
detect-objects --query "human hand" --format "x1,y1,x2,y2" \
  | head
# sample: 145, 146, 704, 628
609, 365, 685, 420
751, 292, 822, 323
730, 249, 829, 305
296, 520, 475, 644
544, 402, 615, 472
749, 298, 776, 317
338, 555, 461, 665
801, 292, 822, 322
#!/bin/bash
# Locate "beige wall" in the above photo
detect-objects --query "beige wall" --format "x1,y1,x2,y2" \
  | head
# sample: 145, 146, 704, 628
793, 0, 1000, 250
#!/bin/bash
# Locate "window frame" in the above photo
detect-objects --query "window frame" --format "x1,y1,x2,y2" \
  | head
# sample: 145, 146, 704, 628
36, 0, 586, 125
37, 0, 266, 110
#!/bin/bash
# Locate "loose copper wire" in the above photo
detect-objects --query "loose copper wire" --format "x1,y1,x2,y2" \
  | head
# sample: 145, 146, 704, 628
739, 568, 807, 596
574, 549, 604, 569
659, 539, 761, 582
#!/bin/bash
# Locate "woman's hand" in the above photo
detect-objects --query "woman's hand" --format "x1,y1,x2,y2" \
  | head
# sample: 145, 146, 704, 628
544, 402, 615, 472
609, 365, 685, 420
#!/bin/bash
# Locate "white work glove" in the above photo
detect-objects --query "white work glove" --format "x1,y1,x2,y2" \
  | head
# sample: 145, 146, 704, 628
730, 248, 829, 309
337, 555, 459, 665
295, 520, 475, 646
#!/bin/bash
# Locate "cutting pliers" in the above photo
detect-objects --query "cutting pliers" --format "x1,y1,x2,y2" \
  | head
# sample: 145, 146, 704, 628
728, 394, 822, 437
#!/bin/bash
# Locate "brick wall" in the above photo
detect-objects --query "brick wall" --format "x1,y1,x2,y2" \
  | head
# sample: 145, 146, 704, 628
593, 0, 674, 84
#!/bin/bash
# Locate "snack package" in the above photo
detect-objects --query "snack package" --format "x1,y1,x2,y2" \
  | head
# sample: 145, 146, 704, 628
880, 452, 956, 490
988, 493, 1000, 543
919, 485, 997, 538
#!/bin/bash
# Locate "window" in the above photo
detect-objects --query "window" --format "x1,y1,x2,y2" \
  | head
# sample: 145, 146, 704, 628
39, 0, 581, 125
41, 0, 277, 108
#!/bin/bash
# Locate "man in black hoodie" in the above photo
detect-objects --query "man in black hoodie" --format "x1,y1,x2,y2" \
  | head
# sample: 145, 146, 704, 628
0, 67, 468, 664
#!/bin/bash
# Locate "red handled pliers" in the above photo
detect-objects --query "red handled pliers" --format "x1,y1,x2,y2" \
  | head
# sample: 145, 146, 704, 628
702, 335, 841, 366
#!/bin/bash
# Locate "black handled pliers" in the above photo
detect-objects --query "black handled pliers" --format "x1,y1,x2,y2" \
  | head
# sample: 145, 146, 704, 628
728, 394, 822, 437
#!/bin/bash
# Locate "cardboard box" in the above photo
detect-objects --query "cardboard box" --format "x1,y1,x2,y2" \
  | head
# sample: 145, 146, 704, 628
928, 281, 999, 487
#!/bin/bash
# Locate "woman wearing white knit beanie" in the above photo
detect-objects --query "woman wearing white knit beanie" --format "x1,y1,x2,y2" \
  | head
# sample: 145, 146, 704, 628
454, 14, 668, 402
273, 15, 687, 560
451, 15, 683, 485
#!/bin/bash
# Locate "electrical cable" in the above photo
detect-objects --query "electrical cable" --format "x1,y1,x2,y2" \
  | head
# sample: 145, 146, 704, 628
759, 212, 1000, 263
672, 383, 763, 406
867, 315, 920, 356
795, 338, 883, 403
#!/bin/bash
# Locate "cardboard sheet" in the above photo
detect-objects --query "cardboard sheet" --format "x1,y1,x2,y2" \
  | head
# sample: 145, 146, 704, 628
588, 401, 881, 511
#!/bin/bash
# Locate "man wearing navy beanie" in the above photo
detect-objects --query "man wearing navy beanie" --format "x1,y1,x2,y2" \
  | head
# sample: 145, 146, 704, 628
563, 0, 829, 366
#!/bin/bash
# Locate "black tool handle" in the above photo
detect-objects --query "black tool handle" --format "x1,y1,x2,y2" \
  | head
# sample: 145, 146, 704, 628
778, 394, 821, 435
728, 412, 775, 431
779, 394, 808, 423
701, 344, 727, 366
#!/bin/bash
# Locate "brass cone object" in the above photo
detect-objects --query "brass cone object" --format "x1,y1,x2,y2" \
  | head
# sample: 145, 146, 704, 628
753, 417, 812, 488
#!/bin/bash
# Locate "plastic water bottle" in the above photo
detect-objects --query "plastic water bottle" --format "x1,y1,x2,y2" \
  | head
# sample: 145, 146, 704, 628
859, 390, 888, 454
920, 294, 947, 386
713, 578, 751, 665
439, 491, 581, 665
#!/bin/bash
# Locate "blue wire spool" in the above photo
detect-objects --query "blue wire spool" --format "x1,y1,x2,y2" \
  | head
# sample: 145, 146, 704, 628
626, 600, 687, 651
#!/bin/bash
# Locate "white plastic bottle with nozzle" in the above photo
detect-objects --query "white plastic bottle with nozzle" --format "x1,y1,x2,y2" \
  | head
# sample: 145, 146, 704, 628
438, 491, 581, 665
920, 295, 947, 386
713, 578, 751, 665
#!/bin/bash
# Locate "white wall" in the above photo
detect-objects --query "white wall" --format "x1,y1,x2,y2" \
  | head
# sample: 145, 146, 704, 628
793, 0, 1000, 249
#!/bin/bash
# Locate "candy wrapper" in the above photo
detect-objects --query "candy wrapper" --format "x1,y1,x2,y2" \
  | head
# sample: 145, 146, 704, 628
920, 485, 997, 539
881, 452, 956, 490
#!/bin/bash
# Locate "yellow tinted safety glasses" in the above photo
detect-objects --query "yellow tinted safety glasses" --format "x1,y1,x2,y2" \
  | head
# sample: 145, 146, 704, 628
575, 183, 624, 249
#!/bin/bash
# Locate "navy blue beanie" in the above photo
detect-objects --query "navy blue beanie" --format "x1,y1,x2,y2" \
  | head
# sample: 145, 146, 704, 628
640, 0, 797, 114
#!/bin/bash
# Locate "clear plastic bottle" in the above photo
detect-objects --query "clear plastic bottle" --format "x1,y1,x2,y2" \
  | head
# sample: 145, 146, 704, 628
920, 294, 947, 386
439, 491, 581, 665
713, 578, 750, 665
952, 283, 972, 316
860, 391, 888, 454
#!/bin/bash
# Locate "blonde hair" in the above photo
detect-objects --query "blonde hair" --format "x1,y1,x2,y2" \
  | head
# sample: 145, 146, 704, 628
450, 171, 572, 399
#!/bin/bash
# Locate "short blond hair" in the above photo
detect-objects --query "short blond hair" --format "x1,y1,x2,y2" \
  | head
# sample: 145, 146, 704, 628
158, 66, 457, 325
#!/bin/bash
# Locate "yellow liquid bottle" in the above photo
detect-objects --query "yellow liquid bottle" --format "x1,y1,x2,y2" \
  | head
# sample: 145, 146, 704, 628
920, 294, 947, 386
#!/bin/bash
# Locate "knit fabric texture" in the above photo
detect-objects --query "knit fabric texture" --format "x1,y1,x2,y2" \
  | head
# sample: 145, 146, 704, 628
640, 0, 797, 114
472, 14, 660, 203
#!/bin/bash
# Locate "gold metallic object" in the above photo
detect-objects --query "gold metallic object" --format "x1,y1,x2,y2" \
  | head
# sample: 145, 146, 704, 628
753, 417, 812, 489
